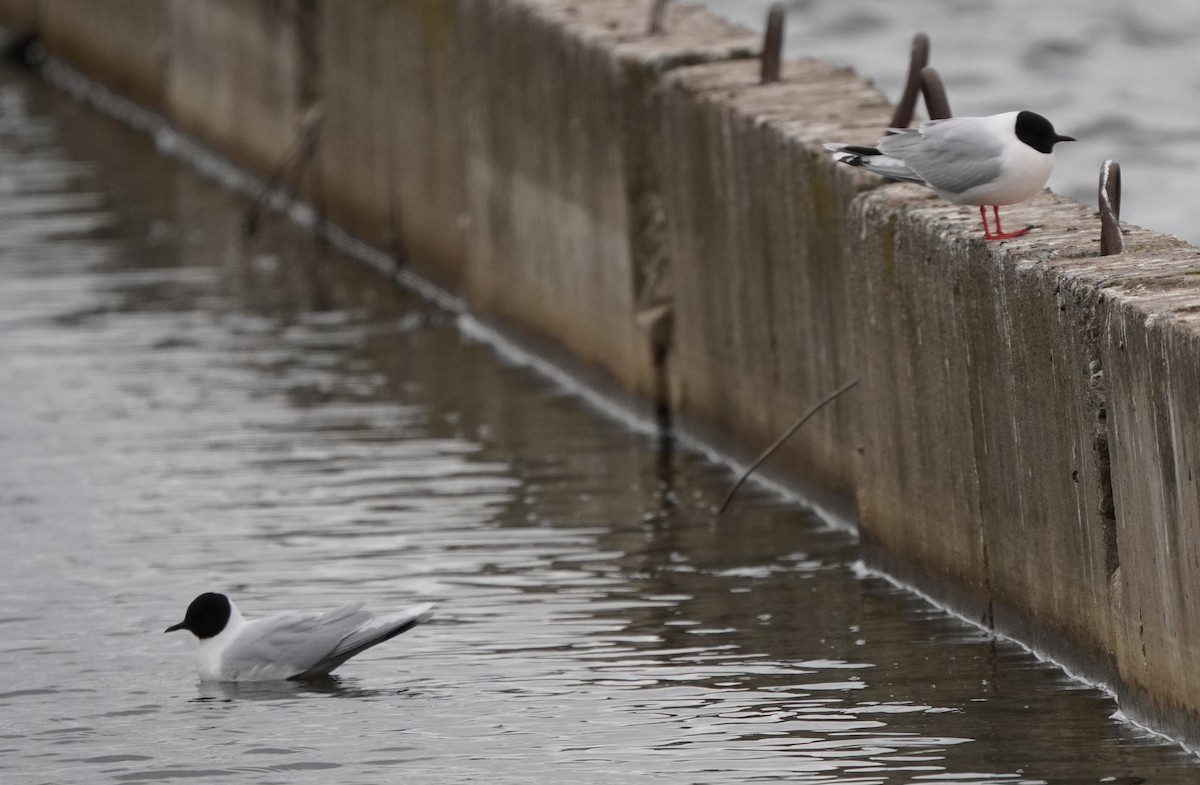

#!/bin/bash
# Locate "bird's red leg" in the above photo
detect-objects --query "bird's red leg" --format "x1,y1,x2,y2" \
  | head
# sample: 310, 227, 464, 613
986, 205, 1030, 240
979, 205, 994, 239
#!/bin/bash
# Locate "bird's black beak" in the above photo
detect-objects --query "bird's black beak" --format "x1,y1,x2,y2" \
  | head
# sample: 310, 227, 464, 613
164, 621, 187, 633
1057, 134, 1077, 143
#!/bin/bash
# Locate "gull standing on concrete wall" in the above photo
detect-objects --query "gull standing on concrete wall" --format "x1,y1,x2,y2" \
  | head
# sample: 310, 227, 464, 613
824, 111, 1076, 240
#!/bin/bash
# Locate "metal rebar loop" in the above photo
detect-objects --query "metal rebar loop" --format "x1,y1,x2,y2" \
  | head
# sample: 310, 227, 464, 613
888, 33, 930, 130
1099, 160, 1123, 256
919, 66, 951, 120
760, 4, 785, 84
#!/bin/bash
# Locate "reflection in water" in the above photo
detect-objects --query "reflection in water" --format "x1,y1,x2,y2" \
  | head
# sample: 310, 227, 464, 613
193, 675, 388, 702
0, 56, 1197, 785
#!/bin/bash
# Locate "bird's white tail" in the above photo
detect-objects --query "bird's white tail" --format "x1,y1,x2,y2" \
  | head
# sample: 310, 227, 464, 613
823, 142, 928, 186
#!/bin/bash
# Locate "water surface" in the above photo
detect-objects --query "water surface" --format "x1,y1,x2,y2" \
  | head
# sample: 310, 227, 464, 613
1, 60, 1198, 784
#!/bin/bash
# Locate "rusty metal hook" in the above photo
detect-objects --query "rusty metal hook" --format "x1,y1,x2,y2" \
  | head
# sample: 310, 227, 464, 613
888, 35, 953, 132
648, 0, 671, 35
1099, 160, 1123, 256
760, 4, 785, 84
919, 66, 952, 120
889, 33, 930, 130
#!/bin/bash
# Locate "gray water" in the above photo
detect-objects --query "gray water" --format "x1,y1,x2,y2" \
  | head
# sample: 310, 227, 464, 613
1, 56, 1199, 784
698, 0, 1200, 246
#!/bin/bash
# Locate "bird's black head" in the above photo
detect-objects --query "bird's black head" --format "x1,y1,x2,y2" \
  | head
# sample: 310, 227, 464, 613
1015, 110, 1076, 154
164, 592, 231, 639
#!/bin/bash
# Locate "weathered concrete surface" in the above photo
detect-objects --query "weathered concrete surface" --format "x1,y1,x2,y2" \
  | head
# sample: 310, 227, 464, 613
166, 0, 314, 177
39, 0, 167, 108
1103, 263, 1200, 745
458, 0, 757, 408
850, 177, 1200, 740
659, 58, 890, 512
316, 0, 467, 289
852, 188, 1115, 658
39, 1, 312, 176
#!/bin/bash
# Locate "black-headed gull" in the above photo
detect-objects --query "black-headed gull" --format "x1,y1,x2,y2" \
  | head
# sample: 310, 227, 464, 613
165, 592, 434, 681
825, 111, 1076, 240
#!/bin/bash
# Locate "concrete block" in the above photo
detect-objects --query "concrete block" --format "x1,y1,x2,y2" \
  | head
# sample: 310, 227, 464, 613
852, 186, 1120, 653
458, 0, 757, 410
658, 58, 890, 512
316, 0, 468, 290
1103, 259, 1200, 745
40, 0, 168, 109
166, 0, 314, 176
850, 176, 1200, 739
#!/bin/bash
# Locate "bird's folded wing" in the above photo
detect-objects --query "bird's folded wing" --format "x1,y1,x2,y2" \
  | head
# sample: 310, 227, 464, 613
220, 603, 372, 678
878, 123, 1004, 196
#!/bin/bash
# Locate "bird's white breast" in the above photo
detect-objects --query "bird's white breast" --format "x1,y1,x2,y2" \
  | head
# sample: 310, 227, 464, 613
193, 609, 286, 682
195, 623, 241, 681
954, 116, 1055, 206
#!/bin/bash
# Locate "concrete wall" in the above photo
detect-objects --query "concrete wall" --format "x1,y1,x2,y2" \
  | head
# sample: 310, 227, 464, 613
853, 190, 1120, 674
166, 0, 313, 176
659, 58, 889, 511
39, 1, 311, 175
848, 186, 1200, 741
316, 0, 468, 288
1104, 262, 1200, 739
39, 0, 167, 108
457, 0, 756, 407
15, 0, 1200, 748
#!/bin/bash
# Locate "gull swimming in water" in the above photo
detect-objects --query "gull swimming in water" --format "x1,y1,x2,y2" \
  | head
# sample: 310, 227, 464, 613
165, 592, 434, 682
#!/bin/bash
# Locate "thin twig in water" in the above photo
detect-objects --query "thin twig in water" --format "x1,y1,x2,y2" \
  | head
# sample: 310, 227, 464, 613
718, 379, 859, 515
243, 107, 324, 238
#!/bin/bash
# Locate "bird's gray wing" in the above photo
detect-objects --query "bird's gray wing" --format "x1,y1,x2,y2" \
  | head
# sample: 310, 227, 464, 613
293, 602, 434, 679
877, 118, 1004, 195
221, 603, 372, 678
